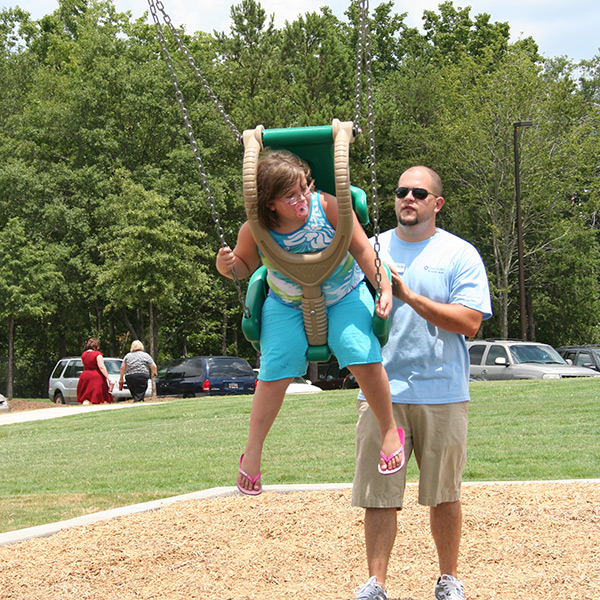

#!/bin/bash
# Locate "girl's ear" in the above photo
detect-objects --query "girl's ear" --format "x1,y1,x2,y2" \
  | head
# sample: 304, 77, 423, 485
267, 201, 277, 212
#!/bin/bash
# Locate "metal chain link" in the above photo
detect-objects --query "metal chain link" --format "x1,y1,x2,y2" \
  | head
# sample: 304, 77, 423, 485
147, 0, 249, 316
352, 0, 366, 132
151, 0, 242, 143
355, 0, 383, 298
149, 0, 383, 309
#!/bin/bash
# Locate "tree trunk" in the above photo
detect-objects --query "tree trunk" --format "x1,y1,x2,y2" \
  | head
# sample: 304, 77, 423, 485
7, 317, 14, 401
137, 308, 146, 349
108, 320, 116, 356
95, 302, 102, 333
526, 294, 536, 341
58, 328, 67, 358
152, 321, 158, 365
148, 302, 156, 397
498, 270, 509, 339
492, 233, 510, 339
148, 301, 155, 360
121, 310, 139, 341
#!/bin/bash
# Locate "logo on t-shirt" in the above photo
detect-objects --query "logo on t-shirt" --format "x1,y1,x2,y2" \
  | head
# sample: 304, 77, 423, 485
424, 265, 445, 274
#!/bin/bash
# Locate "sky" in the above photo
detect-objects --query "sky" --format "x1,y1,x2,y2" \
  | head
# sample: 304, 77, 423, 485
3, 0, 600, 63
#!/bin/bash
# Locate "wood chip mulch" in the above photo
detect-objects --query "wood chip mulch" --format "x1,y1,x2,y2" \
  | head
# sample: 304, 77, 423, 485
0, 481, 598, 600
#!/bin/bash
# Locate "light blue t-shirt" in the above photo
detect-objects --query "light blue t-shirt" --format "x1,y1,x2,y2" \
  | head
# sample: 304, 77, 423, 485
360, 228, 492, 405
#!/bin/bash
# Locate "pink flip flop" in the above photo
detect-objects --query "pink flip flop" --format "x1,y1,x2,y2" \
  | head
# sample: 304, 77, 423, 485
378, 428, 405, 475
236, 454, 262, 496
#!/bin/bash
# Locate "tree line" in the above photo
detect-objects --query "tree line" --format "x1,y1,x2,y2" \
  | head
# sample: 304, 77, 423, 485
1, 0, 599, 398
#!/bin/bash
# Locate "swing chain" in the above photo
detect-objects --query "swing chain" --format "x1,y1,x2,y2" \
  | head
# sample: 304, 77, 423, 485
149, 0, 242, 144
355, 0, 383, 298
352, 1, 366, 133
147, 0, 250, 317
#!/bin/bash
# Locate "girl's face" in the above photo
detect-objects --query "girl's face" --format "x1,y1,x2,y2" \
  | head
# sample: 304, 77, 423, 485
271, 178, 313, 219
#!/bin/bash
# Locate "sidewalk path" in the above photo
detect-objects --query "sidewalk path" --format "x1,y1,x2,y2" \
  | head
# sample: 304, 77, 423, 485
0, 402, 160, 426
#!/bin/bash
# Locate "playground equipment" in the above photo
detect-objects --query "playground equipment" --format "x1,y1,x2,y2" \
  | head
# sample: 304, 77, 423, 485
147, 0, 387, 362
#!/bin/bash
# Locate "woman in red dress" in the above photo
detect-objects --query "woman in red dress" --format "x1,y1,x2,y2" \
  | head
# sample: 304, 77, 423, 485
77, 338, 114, 404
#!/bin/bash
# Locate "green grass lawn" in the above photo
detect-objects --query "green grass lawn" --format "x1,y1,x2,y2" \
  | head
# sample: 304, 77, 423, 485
1, 378, 598, 533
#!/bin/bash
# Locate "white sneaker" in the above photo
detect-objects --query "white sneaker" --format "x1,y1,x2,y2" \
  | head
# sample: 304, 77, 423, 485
435, 574, 465, 600
353, 576, 388, 600
82, 400, 91, 406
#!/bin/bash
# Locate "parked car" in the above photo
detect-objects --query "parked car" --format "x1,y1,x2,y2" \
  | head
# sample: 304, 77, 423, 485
313, 361, 359, 390
251, 369, 322, 394
556, 346, 600, 373
466, 340, 600, 381
48, 357, 150, 403
285, 376, 322, 394
156, 356, 256, 397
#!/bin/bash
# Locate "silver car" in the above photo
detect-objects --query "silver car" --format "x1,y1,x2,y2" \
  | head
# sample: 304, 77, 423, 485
466, 340, 600, 381
48, 357, 151, 403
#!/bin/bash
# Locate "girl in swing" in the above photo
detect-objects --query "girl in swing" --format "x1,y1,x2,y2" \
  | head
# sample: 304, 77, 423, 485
216, 150, 404, 495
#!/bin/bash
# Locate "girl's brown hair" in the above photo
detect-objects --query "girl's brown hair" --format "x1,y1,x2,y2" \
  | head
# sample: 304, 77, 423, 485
85, 337, 100, 351
256, 150, 312, 229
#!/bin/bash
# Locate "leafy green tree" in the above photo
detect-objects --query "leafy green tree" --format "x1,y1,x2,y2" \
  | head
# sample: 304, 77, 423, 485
578, 54, 600, 105
2, 0, 600, 396
371, 55, 443, 229
522, 57, 600, 343
97, 173, 212, 359
421, 1, 514, 65
423, 47, 541, 337
276, 9, 354, 125
527, 224, 600, 344
345, 0, 425, 77
213, 0, 279, 127
0, 218, 63, 400
423, 45, 600, 343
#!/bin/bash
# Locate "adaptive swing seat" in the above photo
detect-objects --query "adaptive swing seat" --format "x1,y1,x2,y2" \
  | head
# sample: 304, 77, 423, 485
241, 119, 390, 362
147, 0, 386, 365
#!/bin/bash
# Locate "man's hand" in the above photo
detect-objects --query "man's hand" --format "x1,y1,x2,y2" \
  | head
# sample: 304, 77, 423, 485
386, 262, 483, 337
387, 264, 408, 302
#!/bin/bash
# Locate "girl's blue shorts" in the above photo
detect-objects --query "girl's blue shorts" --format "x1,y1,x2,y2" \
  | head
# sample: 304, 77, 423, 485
258, 280, 382, 381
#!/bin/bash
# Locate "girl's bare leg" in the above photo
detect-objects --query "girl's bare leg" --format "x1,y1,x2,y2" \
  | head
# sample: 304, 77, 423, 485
238, 377, 293, 492
348, 363, 402, 472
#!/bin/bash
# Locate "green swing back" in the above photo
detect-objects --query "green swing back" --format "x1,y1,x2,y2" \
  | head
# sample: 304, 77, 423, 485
241, 123, 388, 361
262, 125, 370, 226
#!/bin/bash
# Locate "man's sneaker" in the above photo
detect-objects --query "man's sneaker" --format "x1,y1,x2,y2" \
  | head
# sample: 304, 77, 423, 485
435, 574, 466, 600
353, 576, 388, 600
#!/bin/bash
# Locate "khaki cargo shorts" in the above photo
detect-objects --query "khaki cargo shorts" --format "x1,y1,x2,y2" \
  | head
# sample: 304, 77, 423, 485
351, 400, 468, 508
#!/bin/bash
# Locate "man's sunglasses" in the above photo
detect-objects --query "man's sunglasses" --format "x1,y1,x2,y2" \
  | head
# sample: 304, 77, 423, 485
394, 187, 437, 201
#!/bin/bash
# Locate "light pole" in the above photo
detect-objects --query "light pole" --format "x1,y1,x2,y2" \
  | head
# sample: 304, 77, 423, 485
513, 120, 533, 340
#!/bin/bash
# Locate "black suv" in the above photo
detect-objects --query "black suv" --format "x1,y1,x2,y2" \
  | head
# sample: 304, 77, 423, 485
556, 346, 600, 373
156, 356, 256, 397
